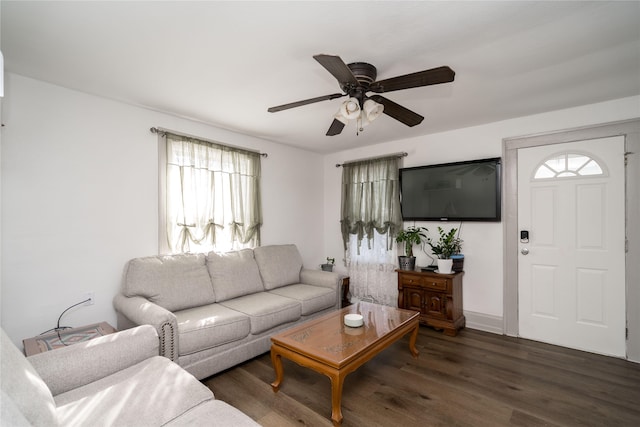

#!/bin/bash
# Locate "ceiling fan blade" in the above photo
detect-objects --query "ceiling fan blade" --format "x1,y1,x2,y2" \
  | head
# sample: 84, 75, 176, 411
268, 93, 345, 113
313, 54, 358, 86
369, 66, 455, 93
369, 95, 424, 127
326, 118, 346, 136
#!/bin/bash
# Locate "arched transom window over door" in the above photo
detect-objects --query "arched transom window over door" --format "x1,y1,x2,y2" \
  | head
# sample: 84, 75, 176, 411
533, 152, 606, 180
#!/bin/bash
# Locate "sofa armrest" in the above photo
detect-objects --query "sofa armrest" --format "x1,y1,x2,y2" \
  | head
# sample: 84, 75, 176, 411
113, 293, 179, 361
27, 325, 159, 396
300, 268, 342, 309
300, 268, 340, 289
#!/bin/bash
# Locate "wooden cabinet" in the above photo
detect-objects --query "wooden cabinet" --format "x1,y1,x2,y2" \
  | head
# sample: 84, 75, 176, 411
397, 269, 465, 336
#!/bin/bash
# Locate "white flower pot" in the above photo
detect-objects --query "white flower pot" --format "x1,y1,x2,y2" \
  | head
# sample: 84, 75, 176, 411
437, 259, 453, 274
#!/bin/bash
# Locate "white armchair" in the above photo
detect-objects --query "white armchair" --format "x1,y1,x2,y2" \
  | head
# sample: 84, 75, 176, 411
1, 325, 260, 426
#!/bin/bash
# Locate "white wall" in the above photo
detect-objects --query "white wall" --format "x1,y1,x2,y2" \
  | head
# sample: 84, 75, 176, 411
324, 96, 640, 324
1, 74, 325, 346
2, 72, 637, 346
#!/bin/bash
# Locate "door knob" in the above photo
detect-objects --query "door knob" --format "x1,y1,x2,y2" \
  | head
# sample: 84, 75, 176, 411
521, 247, 530, 255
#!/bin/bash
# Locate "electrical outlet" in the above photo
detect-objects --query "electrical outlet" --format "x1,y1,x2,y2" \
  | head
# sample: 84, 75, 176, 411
83, 292, 95, 306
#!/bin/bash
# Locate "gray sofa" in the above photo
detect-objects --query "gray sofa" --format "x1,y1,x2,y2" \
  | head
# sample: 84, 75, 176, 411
113, 244, 341, 380
0, 325, 260, 427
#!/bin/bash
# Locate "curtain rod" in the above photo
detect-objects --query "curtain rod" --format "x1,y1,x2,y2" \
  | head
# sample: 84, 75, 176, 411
150, 127, 268, 158
336, 152, 408, 168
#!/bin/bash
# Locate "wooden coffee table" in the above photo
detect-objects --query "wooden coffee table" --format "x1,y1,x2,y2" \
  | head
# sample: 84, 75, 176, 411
270, 302, 420, 425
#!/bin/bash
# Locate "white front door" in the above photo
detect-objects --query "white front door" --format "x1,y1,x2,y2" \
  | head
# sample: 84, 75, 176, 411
517, 136, 626, 357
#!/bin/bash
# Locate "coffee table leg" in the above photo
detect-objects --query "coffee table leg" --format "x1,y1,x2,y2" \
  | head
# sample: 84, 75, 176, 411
409, 323, 419, 358
270, 347, 284, 392
329, 372, 346, 426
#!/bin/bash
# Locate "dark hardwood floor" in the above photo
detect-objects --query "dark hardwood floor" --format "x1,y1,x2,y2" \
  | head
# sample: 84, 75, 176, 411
203, 327, 640, 426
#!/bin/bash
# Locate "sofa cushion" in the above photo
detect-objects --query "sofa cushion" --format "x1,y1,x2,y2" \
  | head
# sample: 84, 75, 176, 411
268, 284, 336, 316
54, 356, 213, 426
206, 249, 264, 302
175, 304, 251, 355
163, 400, 261, 426
220, 292, 301, 334
0, 329, 58, 427
253, 244, 303, 290
122, 253, 216, 311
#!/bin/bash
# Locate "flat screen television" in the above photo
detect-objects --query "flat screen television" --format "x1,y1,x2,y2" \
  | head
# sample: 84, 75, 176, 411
399, 157, 502, 221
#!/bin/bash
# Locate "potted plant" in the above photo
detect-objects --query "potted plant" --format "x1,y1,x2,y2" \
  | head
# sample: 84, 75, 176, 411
426, 226, 463, 274
395, 226, 428, 271
321, 257, 335, 272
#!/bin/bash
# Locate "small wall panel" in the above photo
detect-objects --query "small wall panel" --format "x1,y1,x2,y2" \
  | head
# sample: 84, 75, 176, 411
576, 184, 606, 250
531, 265, 557, 318
576, 268, 606, 326
531, 187, 557, 246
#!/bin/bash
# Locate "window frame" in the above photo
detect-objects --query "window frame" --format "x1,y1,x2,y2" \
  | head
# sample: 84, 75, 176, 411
157, 130, 262, 254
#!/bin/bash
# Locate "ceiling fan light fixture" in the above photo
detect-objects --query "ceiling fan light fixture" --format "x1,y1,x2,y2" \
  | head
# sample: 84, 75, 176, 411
340, 97, 361, 120
363, 99, 383, 122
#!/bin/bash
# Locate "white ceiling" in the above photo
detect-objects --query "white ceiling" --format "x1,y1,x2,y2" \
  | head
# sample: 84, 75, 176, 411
2, 1, 639, 154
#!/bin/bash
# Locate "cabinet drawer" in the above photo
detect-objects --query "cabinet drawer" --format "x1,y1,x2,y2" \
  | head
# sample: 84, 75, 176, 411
399, 273, 450, 292
423, 277, 449, 292
399, 274, 424, 287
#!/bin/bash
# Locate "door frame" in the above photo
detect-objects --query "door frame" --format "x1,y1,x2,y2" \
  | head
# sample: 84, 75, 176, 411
502, 118, 640, 361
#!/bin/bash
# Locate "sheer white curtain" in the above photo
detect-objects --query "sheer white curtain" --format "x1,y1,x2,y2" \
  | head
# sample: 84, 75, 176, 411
164, 132, 262, 254
341, 156, 403, 306
346, 231, 398, 306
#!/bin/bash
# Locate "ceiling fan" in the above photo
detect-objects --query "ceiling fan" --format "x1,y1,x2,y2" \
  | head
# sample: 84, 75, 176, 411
267, 54, 455, 136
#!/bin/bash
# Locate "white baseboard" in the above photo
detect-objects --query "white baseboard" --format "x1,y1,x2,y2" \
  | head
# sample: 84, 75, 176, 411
464, 310, 504, 335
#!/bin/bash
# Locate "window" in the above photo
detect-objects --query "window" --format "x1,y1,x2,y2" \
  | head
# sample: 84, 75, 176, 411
341, 156, 403, 306
534, 152, 605, 180
161, 131, 262, 254
340, 156, 403, 248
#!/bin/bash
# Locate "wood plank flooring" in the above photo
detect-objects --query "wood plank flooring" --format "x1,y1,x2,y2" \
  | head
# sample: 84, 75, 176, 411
202, 327, 640, 427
